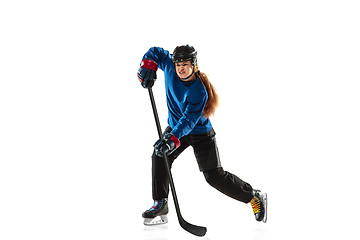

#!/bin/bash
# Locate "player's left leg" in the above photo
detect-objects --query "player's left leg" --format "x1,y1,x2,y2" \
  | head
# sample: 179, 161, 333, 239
190, 128, 267, 222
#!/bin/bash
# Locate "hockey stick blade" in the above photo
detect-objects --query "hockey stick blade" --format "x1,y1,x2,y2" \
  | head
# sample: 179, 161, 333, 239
179, 217, 207, 237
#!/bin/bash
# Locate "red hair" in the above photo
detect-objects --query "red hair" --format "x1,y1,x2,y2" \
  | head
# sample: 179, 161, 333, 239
195, 66, 219, 118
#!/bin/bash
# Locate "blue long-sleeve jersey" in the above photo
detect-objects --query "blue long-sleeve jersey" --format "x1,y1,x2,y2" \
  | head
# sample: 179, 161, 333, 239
142, 47, 213, 139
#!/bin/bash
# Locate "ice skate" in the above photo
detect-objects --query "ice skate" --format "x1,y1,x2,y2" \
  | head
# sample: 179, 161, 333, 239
250, 190, 267, 223
142, 198, 168, 226
143, 215, 168, 226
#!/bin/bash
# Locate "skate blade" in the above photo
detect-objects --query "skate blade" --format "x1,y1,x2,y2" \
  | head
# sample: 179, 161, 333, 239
262, 193, 268, 223
143, 215, 168, 226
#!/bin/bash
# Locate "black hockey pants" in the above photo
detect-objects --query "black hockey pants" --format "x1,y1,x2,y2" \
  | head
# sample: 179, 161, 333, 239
151, 127, 254, 204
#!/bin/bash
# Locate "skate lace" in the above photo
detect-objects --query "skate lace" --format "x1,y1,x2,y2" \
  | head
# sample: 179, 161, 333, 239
148, 200, 160, 211
250, 196, 261, 214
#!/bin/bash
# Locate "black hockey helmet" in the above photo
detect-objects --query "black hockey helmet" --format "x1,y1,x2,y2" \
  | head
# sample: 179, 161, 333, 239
172, 45, 197, 66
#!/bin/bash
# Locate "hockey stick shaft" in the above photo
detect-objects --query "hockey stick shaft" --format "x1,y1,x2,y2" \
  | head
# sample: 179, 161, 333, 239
148, 88, 207, 237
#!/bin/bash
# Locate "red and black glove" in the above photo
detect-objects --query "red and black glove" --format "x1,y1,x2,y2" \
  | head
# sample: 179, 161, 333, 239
137, 59, 158, 89
154, 133, 181, 157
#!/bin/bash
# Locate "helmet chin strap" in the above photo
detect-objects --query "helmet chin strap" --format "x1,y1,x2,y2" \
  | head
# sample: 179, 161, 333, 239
179, 66, 196, 81
180, 71, 195, 81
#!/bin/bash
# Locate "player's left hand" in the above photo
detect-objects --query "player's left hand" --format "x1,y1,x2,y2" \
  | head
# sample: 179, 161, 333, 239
154, 133, 181, 157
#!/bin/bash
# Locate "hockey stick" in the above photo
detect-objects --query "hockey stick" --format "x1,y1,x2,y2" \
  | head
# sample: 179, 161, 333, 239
148, 88, 207, 237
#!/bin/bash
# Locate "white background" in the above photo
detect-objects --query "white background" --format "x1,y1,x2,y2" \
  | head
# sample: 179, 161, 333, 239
1, 1, 359, 239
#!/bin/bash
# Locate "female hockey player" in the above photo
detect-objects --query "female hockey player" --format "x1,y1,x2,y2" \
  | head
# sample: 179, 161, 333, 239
137, 45, 267, 225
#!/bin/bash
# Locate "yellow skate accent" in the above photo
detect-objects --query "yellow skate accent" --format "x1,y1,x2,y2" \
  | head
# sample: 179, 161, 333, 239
250, 196, 261, 214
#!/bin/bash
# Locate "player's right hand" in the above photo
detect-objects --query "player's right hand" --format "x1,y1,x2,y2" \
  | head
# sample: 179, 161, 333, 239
137, 59, 158, 88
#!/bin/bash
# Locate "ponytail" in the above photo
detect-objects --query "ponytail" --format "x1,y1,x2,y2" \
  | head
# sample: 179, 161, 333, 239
195, 66, 219, 118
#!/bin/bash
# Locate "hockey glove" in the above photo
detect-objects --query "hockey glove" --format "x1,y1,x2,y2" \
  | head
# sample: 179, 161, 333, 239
137, 59, 158, 89
154, 133, 181, 157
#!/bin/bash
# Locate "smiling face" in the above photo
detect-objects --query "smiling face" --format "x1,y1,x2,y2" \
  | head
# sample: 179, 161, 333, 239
175, 61, 195, 81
